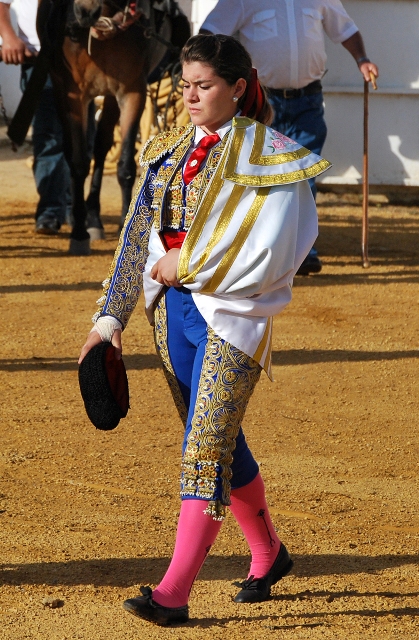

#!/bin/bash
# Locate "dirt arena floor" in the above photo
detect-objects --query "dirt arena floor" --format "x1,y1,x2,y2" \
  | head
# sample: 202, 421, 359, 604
1, 133, 419, 639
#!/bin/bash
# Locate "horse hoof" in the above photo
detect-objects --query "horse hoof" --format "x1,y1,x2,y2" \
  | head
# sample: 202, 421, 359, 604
87, 227, 105, 241
69, 238, 91, 256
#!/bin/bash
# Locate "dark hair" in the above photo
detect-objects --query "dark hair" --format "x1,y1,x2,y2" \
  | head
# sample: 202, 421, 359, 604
180, 34, 274, 125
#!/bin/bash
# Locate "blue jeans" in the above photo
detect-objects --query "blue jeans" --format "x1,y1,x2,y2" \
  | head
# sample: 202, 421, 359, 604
269, 91, 327, 200
21, 65, 71, 226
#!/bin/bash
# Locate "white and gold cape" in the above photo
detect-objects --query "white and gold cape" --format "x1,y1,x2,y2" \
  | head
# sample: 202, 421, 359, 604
97, 117, 331, 377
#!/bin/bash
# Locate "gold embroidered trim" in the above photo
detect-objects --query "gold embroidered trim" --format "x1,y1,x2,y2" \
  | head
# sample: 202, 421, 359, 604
224, 119, 331, 185
93, 169, 151, 325
161, 167, 184, 229
200, 186, 270, 293
140, 124, 194, 166
157, 132, 228, 231
178, 150, 229, 283
232, 116, 254, 129
224, 125, 246, 180
205, 500, 227, 521
182, 183, 245, 287
250, 122, 311, 165
253, 316, 273, 376
162, 163, 207, 230
181, 141, 229, 228
225, 158, 332, 186
152, 138, 193, 229
153, 293, 188, 425
181, 329, 261, 511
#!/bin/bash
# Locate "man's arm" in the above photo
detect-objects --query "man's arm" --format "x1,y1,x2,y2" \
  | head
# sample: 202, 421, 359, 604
341, 31, 379, 83
198, 0, 243, 37
0, 2, 32, 64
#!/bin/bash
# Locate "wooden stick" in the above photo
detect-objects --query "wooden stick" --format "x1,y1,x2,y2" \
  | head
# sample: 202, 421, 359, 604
362, 78, 370, 268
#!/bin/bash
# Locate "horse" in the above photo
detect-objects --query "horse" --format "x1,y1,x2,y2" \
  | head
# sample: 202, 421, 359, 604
36, 0, 190, 255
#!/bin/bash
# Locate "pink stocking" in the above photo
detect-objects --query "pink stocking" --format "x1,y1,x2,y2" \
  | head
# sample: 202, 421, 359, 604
152, 499, 222, 608
229, 473, 281, 579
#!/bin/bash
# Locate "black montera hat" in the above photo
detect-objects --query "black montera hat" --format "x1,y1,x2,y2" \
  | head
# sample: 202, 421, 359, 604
78, 341, 129, 431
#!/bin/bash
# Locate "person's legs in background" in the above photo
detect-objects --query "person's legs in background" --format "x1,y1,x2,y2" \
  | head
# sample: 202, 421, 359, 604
21, 65, 71, 235
270, 91, 327, 275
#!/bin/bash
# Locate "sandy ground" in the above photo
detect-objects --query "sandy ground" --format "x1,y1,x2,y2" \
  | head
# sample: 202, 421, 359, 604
1, 132, 419, 639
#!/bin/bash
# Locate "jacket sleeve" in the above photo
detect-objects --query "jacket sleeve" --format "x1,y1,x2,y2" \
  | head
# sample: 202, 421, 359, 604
92, 167, 156, 329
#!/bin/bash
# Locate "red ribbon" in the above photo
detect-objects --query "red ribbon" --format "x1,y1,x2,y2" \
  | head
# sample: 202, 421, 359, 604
241, 68, 264, 119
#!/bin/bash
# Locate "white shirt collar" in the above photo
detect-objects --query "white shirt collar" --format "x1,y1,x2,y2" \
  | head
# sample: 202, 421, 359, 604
194, 112, 241, 146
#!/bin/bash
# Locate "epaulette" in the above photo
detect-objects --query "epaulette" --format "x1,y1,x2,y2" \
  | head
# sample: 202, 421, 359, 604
139, 124, 194, 167
224, 117, 332, 186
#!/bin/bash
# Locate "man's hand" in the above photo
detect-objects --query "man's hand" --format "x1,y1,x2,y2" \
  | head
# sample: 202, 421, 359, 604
341, 31, 379, 86
358, 60, 379, 85
0, 34, 33, 65
0, 3, 34, 64
150, 248, 181, 287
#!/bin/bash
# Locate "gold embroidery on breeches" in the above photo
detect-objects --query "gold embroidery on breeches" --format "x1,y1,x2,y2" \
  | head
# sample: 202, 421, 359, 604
153, 292, 188, 425
182, 328, 261, 520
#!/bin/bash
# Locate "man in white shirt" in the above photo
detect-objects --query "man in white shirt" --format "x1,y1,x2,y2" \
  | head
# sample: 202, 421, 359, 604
0, 0, 71, 234
200, 0, 379, 274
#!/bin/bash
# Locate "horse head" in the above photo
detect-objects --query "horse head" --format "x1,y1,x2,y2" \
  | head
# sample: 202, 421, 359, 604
73, 0, 103, 28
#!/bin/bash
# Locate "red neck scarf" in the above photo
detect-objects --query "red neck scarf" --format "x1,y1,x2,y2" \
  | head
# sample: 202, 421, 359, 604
183, 133, 221, 185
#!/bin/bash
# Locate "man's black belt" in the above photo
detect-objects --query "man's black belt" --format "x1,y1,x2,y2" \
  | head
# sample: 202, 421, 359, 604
268, 80, 322, 99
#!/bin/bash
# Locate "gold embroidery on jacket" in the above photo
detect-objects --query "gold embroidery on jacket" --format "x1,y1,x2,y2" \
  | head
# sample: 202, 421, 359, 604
163, 169, 184, 229
161, 140, 227, 231
140, 124, 194, 166
93, 170, 151, 325
152, 138, 191, 229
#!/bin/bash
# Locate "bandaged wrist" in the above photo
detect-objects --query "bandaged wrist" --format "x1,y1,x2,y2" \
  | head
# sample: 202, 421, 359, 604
91, 316, 123, 342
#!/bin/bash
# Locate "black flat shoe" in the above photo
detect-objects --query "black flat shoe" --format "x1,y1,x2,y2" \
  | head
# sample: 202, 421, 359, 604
123, 586, 189, 626
234, 543, 294, 603
35, 219, 60, 235
296, 253, 322, 275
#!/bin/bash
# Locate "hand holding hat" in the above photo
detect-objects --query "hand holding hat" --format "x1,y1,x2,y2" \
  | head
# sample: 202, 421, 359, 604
78, 337, 129, 431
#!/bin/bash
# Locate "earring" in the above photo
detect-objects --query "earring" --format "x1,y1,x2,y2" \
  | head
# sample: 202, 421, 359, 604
232, 96, 238, 102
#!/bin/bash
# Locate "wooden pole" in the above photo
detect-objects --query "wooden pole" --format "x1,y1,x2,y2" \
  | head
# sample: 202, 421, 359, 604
362, 78, 370, 268
362, 72, 377, 269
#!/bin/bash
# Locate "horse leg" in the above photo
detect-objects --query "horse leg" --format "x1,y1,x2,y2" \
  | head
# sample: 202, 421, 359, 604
63, 105, 93, 256
86, 96, 120, 239
117, 91, 146, 229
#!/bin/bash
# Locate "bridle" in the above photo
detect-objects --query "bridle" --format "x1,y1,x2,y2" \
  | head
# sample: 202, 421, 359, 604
68, 0, 179, 55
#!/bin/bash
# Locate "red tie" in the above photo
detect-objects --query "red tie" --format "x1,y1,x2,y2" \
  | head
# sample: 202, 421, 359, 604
183, 133, 220, 185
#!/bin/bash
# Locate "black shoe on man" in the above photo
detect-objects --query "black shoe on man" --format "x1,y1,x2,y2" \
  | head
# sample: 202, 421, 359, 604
35, 218, 61, 235
296, 248, 322, 275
